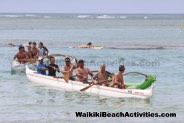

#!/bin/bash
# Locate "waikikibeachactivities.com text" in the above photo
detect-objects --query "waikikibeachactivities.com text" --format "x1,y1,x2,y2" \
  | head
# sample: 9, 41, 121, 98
52, 58, 160, 68
75, 112, 176, 118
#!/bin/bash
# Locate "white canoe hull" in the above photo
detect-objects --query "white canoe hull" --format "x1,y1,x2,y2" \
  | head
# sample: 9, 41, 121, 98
11, 60, 26, 72
26, 66, 153, 99
11, 60, 36, 72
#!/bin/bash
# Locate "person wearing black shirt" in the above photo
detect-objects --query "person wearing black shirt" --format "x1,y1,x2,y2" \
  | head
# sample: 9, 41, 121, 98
48, 56, 59, 76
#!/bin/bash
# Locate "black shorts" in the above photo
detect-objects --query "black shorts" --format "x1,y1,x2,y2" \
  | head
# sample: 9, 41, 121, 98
69, 77, 76, 81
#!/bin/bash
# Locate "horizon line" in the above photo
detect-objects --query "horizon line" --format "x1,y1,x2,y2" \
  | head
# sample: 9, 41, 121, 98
0, 12, 184, 15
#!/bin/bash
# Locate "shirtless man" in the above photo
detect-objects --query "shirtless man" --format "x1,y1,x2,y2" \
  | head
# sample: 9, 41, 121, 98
13, 45, 29, 63
23, 46, 31, 59
92, 64, 111, 86
75, 59, 93, 83
30, 42, 39, 59
61, 57, 77, 80
110, 65, 126, 89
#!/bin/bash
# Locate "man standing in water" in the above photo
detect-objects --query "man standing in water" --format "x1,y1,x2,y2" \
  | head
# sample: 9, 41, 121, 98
92, 64, 111, 86
76, 59, 93, 83
48, 56, 59, 76
110, 65, 126, 89
61, 57, 77, 80
13, 45, 29, 63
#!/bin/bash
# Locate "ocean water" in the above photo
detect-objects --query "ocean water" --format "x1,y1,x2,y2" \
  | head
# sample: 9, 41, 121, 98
0, 13, 184, 123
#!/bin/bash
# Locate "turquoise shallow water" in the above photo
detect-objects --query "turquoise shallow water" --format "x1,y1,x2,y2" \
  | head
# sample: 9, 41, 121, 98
0, 14, 184, 123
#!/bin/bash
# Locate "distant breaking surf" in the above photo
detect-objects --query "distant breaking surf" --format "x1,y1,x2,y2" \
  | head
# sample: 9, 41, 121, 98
96, 15, 115, 19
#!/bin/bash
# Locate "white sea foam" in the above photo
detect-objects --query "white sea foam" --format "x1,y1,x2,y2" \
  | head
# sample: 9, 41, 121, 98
44, 16, 51, 18
96, 15, 115, 19
25, 14, 36, 17
77, 15, 90, 18
120, 16, 127, 19
0, 14, 24, 18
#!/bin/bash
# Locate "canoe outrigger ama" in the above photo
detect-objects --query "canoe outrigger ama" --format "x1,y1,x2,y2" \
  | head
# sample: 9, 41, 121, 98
26, 65, 156, 99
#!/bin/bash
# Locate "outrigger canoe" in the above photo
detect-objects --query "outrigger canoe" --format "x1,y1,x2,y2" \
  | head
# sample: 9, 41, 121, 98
26, 65, 156, 99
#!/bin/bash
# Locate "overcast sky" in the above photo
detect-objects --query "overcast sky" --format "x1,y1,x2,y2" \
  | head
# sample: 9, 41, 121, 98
0, 0, 183, 13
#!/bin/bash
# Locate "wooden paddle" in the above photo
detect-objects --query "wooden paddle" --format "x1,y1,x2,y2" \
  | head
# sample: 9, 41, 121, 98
28, 59, 37, 63
80, 80, 107, 91
53, 64, 74, 83
53, 76, 64, 79
91, 70, 98, 73
53, 73, 69, 83
63, 73, 69, 82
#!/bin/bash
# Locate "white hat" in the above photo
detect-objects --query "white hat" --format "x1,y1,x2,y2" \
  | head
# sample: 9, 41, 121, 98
38, 57, 44, 61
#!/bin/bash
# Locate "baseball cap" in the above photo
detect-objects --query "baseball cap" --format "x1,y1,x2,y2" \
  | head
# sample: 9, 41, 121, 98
78, 59, 85, 63
119, 65, 125, 71
18, 45, 24, 50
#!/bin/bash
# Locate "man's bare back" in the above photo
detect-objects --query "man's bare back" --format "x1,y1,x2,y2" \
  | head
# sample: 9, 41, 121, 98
111, 72, 125, 89
110, 65, 126, 89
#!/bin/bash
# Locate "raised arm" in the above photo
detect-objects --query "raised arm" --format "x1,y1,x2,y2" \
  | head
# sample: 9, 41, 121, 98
61, 66, 69, 74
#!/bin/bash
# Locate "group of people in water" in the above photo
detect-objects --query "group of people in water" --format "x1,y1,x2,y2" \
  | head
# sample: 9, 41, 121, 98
13, 42, 126, 89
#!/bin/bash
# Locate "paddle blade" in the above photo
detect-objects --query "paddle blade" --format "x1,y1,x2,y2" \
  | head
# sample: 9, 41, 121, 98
28, 59, 36, 63
80, 84, 94, 91
64, 73, 69, 82
80, 80, 108, 91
